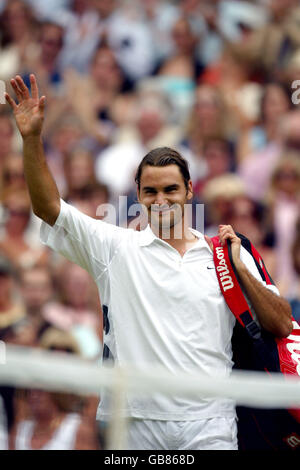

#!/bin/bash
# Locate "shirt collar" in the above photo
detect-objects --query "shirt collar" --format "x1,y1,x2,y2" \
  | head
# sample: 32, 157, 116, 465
138, 224, 208, 248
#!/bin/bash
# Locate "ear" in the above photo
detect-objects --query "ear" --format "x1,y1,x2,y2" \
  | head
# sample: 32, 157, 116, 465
186, 180, 193, 201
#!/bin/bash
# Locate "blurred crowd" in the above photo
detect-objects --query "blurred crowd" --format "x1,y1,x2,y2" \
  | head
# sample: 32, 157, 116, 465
0, 0, 300, 450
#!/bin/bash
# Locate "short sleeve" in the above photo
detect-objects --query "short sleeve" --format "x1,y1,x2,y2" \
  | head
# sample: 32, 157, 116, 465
40, 199, 128, 280
240, 246, 279, 295
240, 246, 280, 324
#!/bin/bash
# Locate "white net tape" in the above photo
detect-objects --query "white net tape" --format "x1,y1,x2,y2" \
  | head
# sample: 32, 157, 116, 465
1, 344, 300, 408
2, 344, 300, 449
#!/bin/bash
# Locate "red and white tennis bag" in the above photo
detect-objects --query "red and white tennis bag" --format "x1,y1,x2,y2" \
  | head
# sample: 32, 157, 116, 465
210, 233, 300, 451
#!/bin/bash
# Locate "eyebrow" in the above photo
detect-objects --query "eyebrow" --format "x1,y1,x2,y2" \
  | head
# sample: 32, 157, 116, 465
142, 184, 180, 192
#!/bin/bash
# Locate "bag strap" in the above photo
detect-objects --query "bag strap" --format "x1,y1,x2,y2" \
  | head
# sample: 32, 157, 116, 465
210, 236, 261, 340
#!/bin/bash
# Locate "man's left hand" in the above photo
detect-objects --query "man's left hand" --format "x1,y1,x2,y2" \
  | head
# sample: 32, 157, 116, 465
218, 225, 243, 268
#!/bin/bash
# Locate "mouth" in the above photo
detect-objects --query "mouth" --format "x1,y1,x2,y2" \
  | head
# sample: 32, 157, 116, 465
150, 204, 175, 214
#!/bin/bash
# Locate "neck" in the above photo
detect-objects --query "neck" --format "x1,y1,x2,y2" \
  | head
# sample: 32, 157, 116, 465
151, 219, 196, 245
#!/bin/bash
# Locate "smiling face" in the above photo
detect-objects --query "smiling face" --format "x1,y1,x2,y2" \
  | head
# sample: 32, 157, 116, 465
137, 164, 193, 238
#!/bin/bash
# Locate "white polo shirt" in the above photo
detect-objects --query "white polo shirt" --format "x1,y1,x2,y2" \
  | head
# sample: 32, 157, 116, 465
40, 199, 279, 421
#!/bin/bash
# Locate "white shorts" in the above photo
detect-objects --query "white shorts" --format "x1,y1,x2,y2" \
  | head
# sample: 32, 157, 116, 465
125, 416, 238, 450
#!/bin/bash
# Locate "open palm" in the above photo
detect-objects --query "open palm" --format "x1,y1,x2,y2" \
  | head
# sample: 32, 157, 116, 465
5, 74, 46, 138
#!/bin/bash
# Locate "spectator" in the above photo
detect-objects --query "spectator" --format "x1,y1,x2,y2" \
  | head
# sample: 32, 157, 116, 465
1, 153, 25, 193
43, 114, 87, 195
95, 89, 182, 201
193, 136, 234, 199
0, 188, 48, 269
226, 0, 300, 80
236, 82, 292, 163
42, 260, 101, 338
22, 20, 65, 97
93, 0, 156, 81
11, 328, 100, 450
0, 0, 39, 81
16, 264, 54, 344
182, 84, 233, 183
264, 153, 300, 296
153, 16, 204, 82
0, 255, 25, 341
63, 148, 97, 205
63, 45, 135, 147
229, 195, 277, 281
289, 220, 300, 322
202, 173, 246, 235
58, 0, 102, 74
138, 0, 180, 62
238, 110, 300, 201
0, 113, 16, 177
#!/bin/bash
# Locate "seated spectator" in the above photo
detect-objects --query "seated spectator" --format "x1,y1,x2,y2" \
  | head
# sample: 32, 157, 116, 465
0, 112, 16, 178
95, 89, 182, 202
193, 136, 234, 198
153, 16, 204, 82
0, 153, 25, 193
21, 20, 65, 98
226, 0, 300, 80
63, 148, 97, 205
11, 328, 100, 450
237, 82, 292, 163
43, 260, 101, 337
58, 0, 103, 74
182, 84, 233, 182
43, 114, 88, 195
70, 182, 111, 220
264, 153, 300, 296
202, 47, 263, 133
62, 45, 135, 147
289, 220, 300, 322
148, 15, 204, 124
202, 173, 246, 235
0, 188, 49, 269
238, 110, 300, 201
229, 195, 277, 281
0, 0, 39, 81
0, 254, 26, 342
139, 0, 180, 63
93, 0, 156, 81
16, 264, 55, 344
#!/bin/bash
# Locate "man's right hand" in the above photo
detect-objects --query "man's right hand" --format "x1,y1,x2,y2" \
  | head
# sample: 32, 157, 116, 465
5, 74, 46, 138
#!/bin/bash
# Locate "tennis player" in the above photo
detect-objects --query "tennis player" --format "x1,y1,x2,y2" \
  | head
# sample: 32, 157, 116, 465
5, 75, 293, 450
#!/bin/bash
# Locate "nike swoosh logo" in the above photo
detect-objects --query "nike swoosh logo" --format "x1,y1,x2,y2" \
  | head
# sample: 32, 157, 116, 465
207, 266, 215, 270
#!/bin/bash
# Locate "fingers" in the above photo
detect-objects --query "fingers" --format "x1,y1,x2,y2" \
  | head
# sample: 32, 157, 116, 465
10, 78, 23, 102
218, 225, 240, 246
4, 92, 17, 112
15, 75, 30, 99
10, 75, 36, 103
39, 95, 46, 112
30, 74, 39, 100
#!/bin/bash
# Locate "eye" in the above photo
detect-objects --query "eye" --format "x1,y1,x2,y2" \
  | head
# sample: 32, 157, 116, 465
166, 188, 177, 193
144, 189, 156, 194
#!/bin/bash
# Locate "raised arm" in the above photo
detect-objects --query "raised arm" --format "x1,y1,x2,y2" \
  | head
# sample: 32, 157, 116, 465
5, 74, 60, 226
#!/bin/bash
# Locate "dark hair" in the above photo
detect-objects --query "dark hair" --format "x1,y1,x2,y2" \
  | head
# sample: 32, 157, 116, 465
135, 147, 191, 191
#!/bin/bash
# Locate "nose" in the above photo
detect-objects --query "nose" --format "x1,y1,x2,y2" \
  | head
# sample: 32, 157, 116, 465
154, 192, 167, 206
